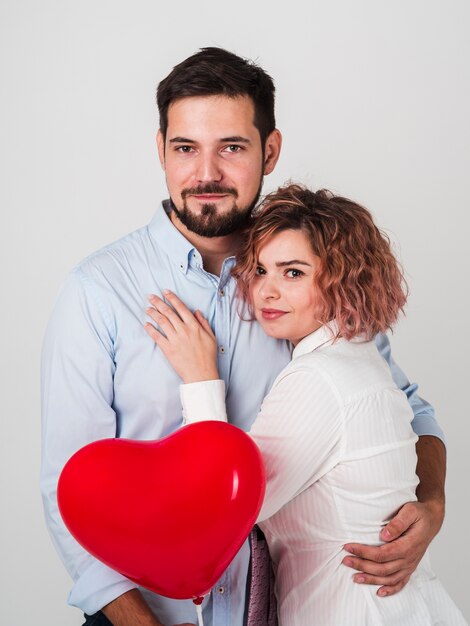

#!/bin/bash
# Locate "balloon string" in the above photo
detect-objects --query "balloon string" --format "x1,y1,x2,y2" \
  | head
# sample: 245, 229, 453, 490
196, 602, 204, 626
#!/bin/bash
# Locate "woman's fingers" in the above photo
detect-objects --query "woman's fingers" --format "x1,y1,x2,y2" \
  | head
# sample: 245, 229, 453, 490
144, 294, 218, 384
144, 320, 169, 347
146, 306, 178, 340
157, 290, 197, 326
195, 310, 216, 338
147, 294, 184, 331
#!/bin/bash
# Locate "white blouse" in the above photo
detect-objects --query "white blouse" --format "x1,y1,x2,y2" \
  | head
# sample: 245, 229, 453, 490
180, 324, 466, 625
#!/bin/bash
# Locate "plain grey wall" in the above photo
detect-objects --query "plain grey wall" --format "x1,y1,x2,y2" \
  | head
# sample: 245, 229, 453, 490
1, 1, 468, 624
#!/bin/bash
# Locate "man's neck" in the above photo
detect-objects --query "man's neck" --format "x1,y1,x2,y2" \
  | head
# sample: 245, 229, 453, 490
170, 210, 241, 276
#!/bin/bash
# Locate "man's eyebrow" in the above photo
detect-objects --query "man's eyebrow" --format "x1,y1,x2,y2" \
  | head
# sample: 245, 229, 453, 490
275, 260, 312, 267
168, 136, 251, 144
220, 136, 251, 143
168, 137, 196, 144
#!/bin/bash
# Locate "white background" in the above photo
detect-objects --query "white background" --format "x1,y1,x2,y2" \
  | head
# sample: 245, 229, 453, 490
1, 1, 469, 624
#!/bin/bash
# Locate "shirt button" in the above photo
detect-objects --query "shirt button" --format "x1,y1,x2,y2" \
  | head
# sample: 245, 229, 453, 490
217, 586, 225, 594
219, 346, 225, 354
219, 289, 225, 297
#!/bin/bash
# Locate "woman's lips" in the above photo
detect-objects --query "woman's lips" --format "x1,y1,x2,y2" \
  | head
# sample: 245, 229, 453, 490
260, 309, 288, 321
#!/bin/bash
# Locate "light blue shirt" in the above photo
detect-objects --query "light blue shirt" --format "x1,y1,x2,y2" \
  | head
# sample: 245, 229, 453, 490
41, 202, 445, 624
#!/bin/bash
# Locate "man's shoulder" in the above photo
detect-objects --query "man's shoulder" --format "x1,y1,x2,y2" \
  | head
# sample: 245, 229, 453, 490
72, 203, 182, 285
50, 223, 155, 320
75, 223, 150, 276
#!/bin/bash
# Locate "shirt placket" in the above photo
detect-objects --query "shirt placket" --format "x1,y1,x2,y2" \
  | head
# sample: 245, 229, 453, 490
203, 258, 233, 626
214, 269, 232, 387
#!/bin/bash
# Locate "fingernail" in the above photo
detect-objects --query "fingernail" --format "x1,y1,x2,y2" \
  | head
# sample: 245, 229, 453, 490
378, 589, 387, 597
343, 558, 353, 567
163, 289, 171, 295
381, 528, 392, 540
355, 576, 365, 584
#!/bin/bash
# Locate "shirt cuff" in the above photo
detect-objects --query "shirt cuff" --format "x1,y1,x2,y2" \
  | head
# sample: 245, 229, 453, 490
410, 414, 446, 446
180, 380, 227, 424
68, 559, 137, 614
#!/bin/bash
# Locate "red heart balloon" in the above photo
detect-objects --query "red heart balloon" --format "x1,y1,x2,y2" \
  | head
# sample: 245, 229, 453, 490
58, 421, 265, 599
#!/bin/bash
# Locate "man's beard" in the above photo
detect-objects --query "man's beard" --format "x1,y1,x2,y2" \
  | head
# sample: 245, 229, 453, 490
170, 181, 263, 238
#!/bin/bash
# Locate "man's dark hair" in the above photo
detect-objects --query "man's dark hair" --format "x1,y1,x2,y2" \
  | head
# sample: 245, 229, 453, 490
157, 47, 276, 146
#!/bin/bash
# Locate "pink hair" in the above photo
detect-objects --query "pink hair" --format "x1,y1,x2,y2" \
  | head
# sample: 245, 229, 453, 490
234, 184, 408, 341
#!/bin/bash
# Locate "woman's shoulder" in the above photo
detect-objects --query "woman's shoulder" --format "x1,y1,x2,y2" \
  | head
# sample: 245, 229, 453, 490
286, 337, 395, 403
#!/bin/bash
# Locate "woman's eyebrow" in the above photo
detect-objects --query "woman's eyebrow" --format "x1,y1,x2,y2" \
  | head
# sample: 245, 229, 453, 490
275, 260, 312, 267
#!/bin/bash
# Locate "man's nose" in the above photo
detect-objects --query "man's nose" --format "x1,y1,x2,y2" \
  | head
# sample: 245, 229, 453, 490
196, 152, 223, 183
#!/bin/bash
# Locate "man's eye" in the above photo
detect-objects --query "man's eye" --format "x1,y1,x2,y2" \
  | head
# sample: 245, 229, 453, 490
176, 146, 194, 153
224, 145, 242, 153
285, 269, 304, 278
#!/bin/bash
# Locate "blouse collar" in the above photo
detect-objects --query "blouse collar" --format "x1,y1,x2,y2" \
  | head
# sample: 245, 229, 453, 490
292, 321, 340, 360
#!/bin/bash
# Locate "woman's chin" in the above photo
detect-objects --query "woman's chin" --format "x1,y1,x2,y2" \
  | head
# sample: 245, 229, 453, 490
258, 322, 289, 342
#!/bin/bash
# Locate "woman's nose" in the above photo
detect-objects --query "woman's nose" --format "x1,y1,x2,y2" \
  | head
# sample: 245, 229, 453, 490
258, 276, 280, 300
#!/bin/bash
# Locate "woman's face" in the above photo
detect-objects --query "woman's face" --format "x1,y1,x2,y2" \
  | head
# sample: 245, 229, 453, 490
250, 229, 322, 346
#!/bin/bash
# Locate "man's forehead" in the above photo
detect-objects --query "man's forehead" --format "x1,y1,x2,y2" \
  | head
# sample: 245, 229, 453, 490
168, 135, 252, 145
166, 94, 257, 136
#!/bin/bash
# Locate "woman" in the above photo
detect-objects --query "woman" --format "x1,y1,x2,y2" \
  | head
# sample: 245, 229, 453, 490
144, 185, 465, 625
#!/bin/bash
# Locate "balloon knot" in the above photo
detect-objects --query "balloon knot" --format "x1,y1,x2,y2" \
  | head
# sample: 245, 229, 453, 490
193, 596, 204, 605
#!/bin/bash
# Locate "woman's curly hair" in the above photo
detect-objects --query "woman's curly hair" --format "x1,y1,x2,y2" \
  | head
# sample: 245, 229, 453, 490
233, 184, 408, 341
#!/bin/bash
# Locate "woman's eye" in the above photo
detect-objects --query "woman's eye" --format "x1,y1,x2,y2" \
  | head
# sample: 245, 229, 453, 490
255, 266, 266, 276
285, 269, 304, 278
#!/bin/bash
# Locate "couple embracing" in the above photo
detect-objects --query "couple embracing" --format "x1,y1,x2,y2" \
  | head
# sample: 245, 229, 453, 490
41, 48, 465, 625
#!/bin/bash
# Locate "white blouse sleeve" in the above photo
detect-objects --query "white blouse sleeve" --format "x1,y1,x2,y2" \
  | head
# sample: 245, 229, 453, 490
251, 367, 343, 522
179, 379, 228, 423
179, 366, 343, 522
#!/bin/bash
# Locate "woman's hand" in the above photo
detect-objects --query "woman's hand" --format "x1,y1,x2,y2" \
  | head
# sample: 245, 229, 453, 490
145, 290, 219, 384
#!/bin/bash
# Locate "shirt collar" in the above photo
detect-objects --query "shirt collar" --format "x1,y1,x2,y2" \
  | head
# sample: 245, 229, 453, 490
147, 201, 238, 281
147, 200, 195, 273
292, 321, 340, 360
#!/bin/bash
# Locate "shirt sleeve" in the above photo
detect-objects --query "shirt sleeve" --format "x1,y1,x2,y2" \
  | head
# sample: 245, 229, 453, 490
180, 366, 343, 523
40, 268, 137, 614
375, 333, 446, 444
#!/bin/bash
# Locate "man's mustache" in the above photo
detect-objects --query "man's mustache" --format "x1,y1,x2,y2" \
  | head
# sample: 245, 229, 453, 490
181, 183, 238, 199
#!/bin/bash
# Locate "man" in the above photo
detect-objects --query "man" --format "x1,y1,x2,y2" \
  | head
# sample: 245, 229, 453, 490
41, 47, 446, 626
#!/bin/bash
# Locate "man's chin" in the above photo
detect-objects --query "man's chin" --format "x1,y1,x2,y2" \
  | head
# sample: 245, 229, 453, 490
170, 200, 252, 238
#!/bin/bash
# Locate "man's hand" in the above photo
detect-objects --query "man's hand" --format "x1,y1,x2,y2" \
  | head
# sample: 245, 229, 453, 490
102, 589, 164, 626
343, 499, 444, 596
101, 589, 197, 626
343, 435, 446, 597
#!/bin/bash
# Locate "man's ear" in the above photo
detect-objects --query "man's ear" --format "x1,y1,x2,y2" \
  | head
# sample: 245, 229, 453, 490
263, 129, 282, 175
157, 130, 165, 169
